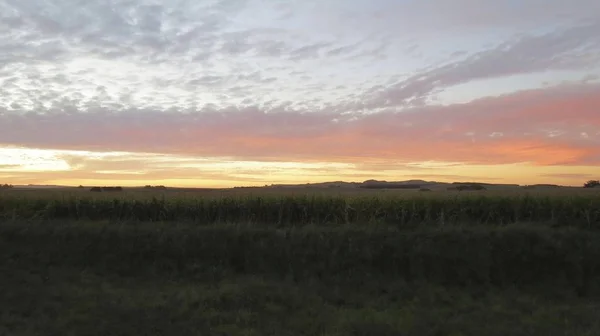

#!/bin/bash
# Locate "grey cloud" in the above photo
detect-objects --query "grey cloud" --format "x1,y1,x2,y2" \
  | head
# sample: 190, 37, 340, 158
289, 42, 331, 60
220, 36, 252, 55
2, 0, 387, 113
187, 75, 226, 86
0, 0, 246, 64
361, 22, 600, 108
327, 45, 354, 57
251, 40, 289, 58
134, 4, 164, 33
1, 0, 388, 65
333, 0, 600, 35
2, 0, 600, 117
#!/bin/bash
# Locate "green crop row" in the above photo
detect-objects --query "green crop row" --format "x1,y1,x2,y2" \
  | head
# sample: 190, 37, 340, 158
2, 222, 598, 296
1, 194, 600, 227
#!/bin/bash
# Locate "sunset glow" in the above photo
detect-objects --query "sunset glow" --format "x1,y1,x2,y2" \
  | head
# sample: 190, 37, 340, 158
1, 0, 599, 187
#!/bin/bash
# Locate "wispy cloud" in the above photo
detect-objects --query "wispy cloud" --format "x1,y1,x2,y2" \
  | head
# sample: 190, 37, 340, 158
2, 146, 596, 187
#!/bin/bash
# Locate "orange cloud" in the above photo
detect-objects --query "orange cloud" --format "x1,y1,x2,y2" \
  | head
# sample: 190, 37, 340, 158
1, 83, 599, 166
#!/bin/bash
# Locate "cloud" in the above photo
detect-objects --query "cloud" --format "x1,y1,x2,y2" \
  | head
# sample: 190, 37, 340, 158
0, 0, 387, 112
358, 22, 600, 109
3, 0, 598, 114
0, 149, 379, 186
388, 0, 600, 31
1, 0, 600, 189
0, 164, 20, 170
540, 173, 595, 180
1, 82, 599, 166
407, 174, 503, 181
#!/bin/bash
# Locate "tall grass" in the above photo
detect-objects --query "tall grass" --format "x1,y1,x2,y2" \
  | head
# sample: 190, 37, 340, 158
2, 221, 599, 296
1, 193, 600, 228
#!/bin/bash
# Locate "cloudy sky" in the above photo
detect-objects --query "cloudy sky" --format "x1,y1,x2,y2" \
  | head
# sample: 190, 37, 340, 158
1, 0, 599, 187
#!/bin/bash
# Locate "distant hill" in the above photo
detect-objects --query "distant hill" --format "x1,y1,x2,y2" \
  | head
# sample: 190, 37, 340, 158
268, 181, 362, 188
6, 180, 587, 191
266, 179, 522, 190
522, 184, 561, 189
11, 184, 70, 189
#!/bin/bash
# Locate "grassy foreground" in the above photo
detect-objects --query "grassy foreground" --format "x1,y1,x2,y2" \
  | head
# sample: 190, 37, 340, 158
2, 220, 600, 335
3, 266, 600, 336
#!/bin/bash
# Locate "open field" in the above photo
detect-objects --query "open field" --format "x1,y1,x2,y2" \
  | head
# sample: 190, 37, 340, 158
2, 187, 600, 335
2, 187, 600, 227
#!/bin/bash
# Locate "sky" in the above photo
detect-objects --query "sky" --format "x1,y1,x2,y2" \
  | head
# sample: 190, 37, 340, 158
1, 0, 599, 187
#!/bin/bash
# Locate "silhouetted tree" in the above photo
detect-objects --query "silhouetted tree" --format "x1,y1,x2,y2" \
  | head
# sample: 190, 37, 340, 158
584, 180, 600, 188
448, 184, 486, 191
103, 186, 123, 192
90, 186, 124, 192
144, 185, 167, 189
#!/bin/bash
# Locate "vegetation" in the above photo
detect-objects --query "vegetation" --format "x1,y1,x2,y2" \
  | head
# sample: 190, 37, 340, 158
2, 187, 600, 335
360, 183, 422, 189
144, 185, 168, 189
0, 183, 13, 189
1, 191, 600, 228
584, 180, 600, 188
448, 183, 487, 191
89, 186, 123, 192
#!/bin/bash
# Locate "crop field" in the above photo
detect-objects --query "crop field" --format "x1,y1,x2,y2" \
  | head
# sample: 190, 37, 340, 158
2, 187, 600, 227
2, 187, 600, 335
